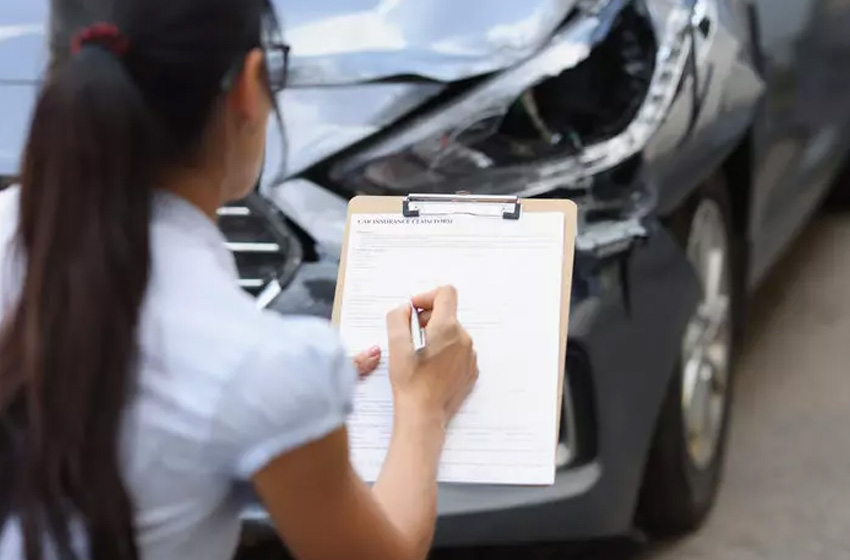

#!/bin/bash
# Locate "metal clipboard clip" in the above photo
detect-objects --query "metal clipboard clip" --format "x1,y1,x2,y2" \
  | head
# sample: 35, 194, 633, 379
402, 193, 522, 220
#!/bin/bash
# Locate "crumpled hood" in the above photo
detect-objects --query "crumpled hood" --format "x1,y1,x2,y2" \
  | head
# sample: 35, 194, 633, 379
281, 0, 578, 85
0, 0, 578, 85
269, 0, 577, 174
0, 0, 579, 176
266, 81, 445, 181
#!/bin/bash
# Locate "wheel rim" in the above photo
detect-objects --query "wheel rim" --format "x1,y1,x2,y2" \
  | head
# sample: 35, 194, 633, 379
681, 199, 731, 470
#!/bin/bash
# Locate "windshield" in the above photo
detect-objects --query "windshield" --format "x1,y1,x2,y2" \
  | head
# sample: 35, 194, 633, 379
278, 0, 578, 85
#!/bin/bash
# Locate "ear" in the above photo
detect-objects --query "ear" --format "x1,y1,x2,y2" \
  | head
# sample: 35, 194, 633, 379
227, 48, 269, 128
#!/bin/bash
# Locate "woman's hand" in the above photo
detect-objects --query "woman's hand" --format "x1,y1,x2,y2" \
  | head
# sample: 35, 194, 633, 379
253, 287, 478, 560
386, 286, 478, 428
353, 346, 381, 377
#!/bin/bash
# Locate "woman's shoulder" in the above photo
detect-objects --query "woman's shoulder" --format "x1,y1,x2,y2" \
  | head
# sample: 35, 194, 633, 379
205, 312, 358, 479
139, 281, 357, 478
141, 259, 354, 407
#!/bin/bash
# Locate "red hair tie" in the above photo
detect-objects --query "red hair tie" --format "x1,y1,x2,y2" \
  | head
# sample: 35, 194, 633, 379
71, 23, 130, 57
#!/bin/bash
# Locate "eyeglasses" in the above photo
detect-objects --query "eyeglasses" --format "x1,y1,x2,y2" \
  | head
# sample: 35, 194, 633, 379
221, 42, 290, 95
263, 42, 290, 94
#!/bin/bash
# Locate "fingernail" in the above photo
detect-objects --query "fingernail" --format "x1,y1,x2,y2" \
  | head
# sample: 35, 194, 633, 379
368, 345, 381, 357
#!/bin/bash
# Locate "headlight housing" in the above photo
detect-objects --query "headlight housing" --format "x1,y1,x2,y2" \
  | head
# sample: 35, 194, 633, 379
329, 0, 695, 198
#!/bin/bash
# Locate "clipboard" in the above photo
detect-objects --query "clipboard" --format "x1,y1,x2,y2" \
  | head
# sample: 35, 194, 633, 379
333, 193, 578, 483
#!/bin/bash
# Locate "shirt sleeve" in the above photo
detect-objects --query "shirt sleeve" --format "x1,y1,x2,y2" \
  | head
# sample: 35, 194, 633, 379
211, 314, 358, 480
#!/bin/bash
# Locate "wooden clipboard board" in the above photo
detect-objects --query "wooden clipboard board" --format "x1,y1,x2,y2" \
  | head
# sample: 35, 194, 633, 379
332, 194, 578, 451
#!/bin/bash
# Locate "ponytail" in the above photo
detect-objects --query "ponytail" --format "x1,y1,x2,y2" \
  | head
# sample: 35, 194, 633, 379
1, 1, 282, 557
0, 45, 159, 560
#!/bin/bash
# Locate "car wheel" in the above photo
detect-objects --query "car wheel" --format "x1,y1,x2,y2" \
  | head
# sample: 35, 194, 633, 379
637, 176, 741, 536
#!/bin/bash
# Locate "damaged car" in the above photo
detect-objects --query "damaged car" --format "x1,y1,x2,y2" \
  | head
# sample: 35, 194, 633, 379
3, 0, 850, 549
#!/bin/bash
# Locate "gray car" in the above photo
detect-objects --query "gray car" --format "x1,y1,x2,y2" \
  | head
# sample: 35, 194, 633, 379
3, 0, 850, 551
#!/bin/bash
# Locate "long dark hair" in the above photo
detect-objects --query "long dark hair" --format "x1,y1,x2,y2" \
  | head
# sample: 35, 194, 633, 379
0, 1, 279, 558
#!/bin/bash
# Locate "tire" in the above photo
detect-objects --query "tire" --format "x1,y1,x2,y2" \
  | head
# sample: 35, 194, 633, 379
636, 175, 744, 537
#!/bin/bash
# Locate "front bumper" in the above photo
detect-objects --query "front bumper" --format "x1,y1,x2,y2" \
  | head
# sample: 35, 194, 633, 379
242, 183, 699, 547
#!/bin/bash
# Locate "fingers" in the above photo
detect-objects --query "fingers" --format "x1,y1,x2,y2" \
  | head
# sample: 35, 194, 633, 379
386, 304, 413, 354
432, 286, 458, 317
409, 289, 438, 311
417, 310, 432, 328
354, 346, 382, 377
410, 285, 458, 315
389, 286, 458, 356
411, 286, 458, 335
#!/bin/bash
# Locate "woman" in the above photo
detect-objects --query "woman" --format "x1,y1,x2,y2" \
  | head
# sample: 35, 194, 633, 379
0, 1, 478, 559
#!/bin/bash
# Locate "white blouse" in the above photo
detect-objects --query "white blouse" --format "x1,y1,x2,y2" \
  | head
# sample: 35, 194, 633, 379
0, 186, 357, 560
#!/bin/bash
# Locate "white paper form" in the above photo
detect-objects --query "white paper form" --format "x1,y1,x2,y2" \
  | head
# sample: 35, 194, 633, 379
339, 211, 565, 485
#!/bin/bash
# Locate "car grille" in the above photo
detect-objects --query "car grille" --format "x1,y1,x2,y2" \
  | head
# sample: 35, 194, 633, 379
217, 193, 303, 299
0, 180, 300, 302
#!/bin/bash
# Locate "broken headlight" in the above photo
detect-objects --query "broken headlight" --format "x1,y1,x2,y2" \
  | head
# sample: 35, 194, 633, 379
330, 0, 695, 198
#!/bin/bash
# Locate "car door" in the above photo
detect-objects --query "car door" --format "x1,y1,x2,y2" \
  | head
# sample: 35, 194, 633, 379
749, 0, 850, 284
